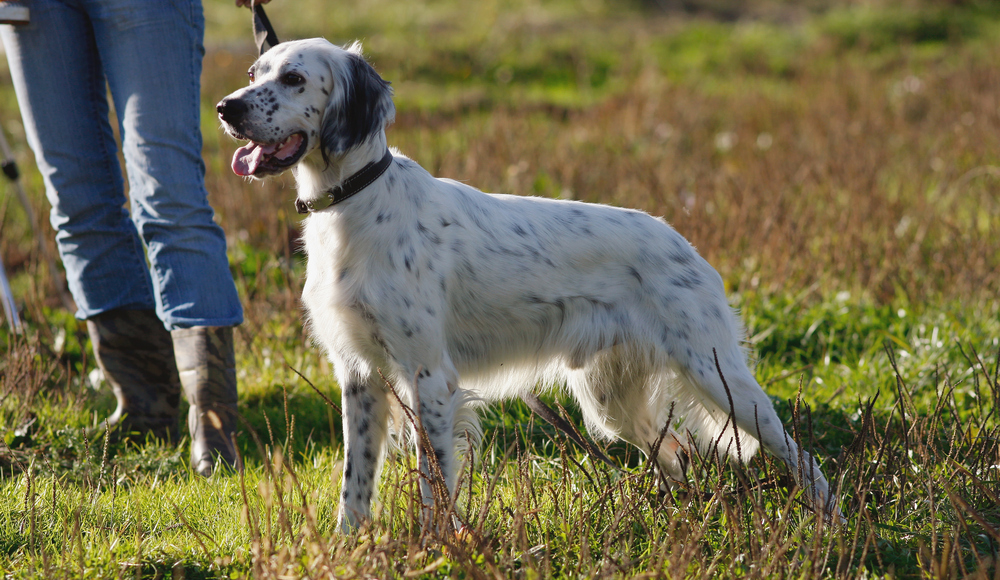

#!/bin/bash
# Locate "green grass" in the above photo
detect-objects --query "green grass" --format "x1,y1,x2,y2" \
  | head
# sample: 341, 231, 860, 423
3, 295, 997, 578
2, 0, 1000, 577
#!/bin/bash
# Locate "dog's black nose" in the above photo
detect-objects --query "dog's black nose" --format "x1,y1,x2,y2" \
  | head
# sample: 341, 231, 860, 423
217, 98, 248, 123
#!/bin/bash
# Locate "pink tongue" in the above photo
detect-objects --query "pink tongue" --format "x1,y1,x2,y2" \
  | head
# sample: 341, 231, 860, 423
232, 142, 280, 176
232, 143, 263, 176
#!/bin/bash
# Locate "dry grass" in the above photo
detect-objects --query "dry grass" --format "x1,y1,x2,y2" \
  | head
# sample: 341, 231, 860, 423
6, 339, 996, 578
225, 338, 1000, 578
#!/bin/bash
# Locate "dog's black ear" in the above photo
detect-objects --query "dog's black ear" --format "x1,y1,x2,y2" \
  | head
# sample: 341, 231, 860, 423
321, 49, 395, 158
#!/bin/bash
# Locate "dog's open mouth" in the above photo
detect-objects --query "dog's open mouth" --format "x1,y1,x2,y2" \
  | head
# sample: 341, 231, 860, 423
231, 132, 307, 177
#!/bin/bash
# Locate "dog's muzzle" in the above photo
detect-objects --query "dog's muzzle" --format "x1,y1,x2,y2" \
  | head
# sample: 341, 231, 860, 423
217, 97, 248, 131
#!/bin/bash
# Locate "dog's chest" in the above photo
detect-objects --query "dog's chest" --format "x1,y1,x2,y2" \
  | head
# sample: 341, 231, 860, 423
301, 214, 370, 308
299, 211, 419, 349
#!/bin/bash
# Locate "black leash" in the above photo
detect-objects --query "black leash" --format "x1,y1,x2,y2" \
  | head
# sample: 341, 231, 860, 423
246, 4, 616, 471
252, 4, 280, 55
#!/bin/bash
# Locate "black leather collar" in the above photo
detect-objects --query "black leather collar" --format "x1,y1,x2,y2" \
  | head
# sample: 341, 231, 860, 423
294, 149, 394, 214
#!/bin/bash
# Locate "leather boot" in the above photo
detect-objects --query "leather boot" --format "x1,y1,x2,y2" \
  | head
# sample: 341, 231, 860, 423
86, 309, 181, 442
172, 326, 241, 476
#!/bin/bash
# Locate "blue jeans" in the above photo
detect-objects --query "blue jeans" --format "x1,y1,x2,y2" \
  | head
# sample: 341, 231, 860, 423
1, 0, 242, 330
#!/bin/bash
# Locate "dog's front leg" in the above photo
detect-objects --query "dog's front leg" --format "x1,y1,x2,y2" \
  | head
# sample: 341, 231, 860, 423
409, 367, 459, 531
337, 375, 390, 532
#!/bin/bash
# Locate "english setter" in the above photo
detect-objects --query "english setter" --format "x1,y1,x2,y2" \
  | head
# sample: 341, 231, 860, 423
217, 38, 837, 530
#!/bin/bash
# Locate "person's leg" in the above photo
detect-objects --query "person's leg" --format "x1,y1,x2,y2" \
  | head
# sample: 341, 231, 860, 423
0, 0, 156, 317
86, 0, 243, 330
1, 0, 181, 441
85, 0, 243, 472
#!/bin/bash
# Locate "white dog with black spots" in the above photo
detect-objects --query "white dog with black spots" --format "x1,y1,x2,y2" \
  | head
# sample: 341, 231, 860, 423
217, 38, 839, 531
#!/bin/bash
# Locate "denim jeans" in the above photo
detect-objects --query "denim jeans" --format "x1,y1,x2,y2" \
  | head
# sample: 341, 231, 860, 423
1, 0, 242, 330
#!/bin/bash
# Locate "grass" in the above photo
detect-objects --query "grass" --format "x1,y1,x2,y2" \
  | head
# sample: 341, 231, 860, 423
2, 0, 1000, 577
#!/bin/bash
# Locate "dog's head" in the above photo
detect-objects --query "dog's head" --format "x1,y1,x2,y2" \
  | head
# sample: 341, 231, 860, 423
217, 39, 395, 178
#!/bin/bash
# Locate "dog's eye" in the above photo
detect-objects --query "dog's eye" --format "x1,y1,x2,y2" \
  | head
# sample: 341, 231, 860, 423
281, 72, 305, 86
247, 69, 255, 83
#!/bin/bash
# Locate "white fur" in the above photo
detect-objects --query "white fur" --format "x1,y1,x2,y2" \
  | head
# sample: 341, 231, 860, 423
218, 38, 837, 531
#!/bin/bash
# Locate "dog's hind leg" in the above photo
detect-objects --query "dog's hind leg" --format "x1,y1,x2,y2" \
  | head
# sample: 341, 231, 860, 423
614, 408, 692, 488
337, 374, 391, 532
567, 347, 691, 485
672, 338, 837, 517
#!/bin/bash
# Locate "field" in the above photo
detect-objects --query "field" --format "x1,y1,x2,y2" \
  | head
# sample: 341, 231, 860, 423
1, 0, 999, 577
